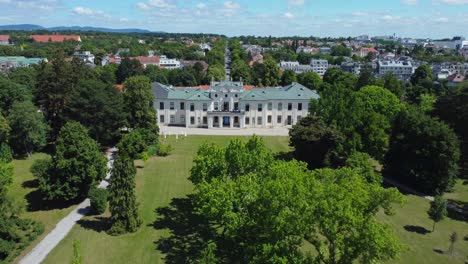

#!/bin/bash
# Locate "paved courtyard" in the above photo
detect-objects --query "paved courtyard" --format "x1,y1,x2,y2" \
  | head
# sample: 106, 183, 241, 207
159, 125, 290, 136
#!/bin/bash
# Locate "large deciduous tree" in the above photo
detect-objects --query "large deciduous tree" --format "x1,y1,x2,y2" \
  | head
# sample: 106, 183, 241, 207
7, 101, 48, 156
231, 60, 252, 84
384, 107, 460, 194
297, 71, 322, 90
280, 69, 297, 86
36, 122, 107, 201
116, 58, 143, 84
108, 153, 141, 235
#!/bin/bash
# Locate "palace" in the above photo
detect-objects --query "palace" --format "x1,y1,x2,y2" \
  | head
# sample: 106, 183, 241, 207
152, 80, 319, 129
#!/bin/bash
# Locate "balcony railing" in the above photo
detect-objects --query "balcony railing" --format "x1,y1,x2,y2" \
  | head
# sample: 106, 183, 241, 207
208, 109, 245, 115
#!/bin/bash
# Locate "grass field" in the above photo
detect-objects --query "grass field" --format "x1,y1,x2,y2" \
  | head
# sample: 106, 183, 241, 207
36, 135, 468, 264
10, 153, 77, 263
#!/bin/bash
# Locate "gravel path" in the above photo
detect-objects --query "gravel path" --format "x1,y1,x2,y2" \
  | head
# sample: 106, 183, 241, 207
19, 148, 117, 264
160, 126, 290, 137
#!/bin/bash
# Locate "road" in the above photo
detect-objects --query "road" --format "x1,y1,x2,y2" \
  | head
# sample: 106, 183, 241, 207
225, 41, 231, 80
19, 148, 117, 264
160, 125, 290, 136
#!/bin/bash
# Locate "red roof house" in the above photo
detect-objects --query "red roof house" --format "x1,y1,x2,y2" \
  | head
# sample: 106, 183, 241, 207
30, 35, 81, 43
0, 35, 11, 44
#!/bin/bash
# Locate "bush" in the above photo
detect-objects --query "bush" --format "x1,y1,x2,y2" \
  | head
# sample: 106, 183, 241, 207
89, 188, 108, 215
157, 144, 173, 157
146, 144, 158, 156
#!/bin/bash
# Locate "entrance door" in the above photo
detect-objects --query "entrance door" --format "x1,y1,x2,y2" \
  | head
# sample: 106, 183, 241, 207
223, 102, 229, 111
223, 116, 230, 126
287, 115, 292, 125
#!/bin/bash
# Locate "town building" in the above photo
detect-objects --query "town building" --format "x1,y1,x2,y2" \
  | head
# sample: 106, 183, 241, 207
133, 56, 160, 68
310, 59, 329, 76
376, 60, 413, 81
353, 47, 378, 58
341, 62, 361, 75
181, 60, 209, 72
318, 47, 332, 54
0, 35, 11, 45
296, 46, 318, 54
0, 56, 46, 73
153, 80, 318, 129
73, 51, 95, 63
159, 55, 181, 69
433, 36, 468, 50
279, 61, 313, 74
447, 73, 466, 87
30, 35, 81, 43
200, 43, 212, 52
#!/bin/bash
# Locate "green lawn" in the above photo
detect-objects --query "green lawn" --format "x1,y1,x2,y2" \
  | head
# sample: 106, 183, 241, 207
43, 135, 290, 264
41, 135, 468, 264
10, 153, 77, 263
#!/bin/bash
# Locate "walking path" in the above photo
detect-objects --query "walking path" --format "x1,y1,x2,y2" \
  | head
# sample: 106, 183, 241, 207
384, 177, 468, 216
19, 148, 117, 264
160, 125, 290, 136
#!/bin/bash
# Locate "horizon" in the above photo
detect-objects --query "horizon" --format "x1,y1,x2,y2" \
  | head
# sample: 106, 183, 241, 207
0, 0, 467, 38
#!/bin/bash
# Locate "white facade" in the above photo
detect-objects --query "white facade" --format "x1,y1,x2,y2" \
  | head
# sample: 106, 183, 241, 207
73, 51, 95, 63
310, 59, 329, 76
159, 55, 181, 69
153, 81, 318, 129
376, 60, 413, 81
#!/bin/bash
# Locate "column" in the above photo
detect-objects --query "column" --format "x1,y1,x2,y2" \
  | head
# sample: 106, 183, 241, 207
208, 116, 213, 128
219, 116, 222, 128
230, 116, 234, 128
240, 116, 245, 128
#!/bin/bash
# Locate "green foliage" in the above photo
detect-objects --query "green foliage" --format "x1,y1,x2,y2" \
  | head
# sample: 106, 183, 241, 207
419, 94, 437, 113
382, 72, 404, 98
116, 58, 143, 84
7, 101, 48, 156
231, 60, 251, 84
384, 107, 460, 194
117, 128, 157, 159
89, 187, 108, 215
64, 79, 126, 146
156, 143, 173, 157
262, 58, 281, 86
197, 241, 218, 264
355, 65, 375, 90
323, 68, 357, 90
108, 153, 141, 235
411, 64, 433, 86
123, 76, 159, 136
193, 137, 405, 263
280, 69, 297, 86
331, 45, 352, 56
0, 78, 32, 115
427, 195, 447, 232
297, 71, 322, 90
345, 152, 382, 184
37, 122, 107, 201
289, 115, 342, 168
206, 65, 225, 82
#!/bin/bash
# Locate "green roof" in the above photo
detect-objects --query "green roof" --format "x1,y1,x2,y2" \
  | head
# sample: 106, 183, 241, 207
0, 56, 45, 66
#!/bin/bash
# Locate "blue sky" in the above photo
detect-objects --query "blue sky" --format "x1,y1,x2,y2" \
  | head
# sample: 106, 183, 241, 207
0, 0, 467, 38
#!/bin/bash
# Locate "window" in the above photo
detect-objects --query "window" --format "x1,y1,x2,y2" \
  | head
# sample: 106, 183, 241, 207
180, 115, 185, 123
159, 102, 164, 110
190, 103, 195, 112
214, 102, 219, 111
298, 103, 302, 111
225, 94, 228, 98
235, 94, 238, 98
190, 116, 195, 125
180, 102, 185, 110
267, 115, 272, 123
170, 102, 175, 110
203, 103, 208, 111
268, 103, 272, 111
203, 117, 207, 124
160, 115, 165, 123
245, 104, 250, 111
215, 94, 218, 97
277, 116, 282, 124
258, 104, 263, 112
288, 103, 292, 111
245, 117, 250, 125
234, 102, 239, 111
198, 117, 201, 124
170, 115, 175, 123
257, 117, 262, 125
278, 103, 283, 111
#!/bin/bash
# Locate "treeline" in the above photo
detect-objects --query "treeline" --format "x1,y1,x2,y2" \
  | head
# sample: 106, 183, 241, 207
290, 65, 467, 195
0, 50, 161, 260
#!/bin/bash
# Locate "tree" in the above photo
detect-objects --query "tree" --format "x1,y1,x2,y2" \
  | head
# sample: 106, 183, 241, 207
289, 115, 342, 168
419, 94, 437, 113
297, 72, 322, 90
411, 64, 433, 86
231, 60, 251, 84
331, 45, 352, 56
345, 152, 382, 184
0, 78, 32, 115
7, 101, 48, 156
427, 195, 447, 232
117, 129, 146, 159
251, 62, 266, 86
262, 58, 281, 86
206, 65, 225, 82
108, 153, 141, 235
64, 79, 126, 146
322, 68, 357, 90
448, 232, 457, 255
280, 69, 297, 86
123, 76, 159, 135
355, 64, 375, 90
382, 72, 404, 98
384, 107, 460, 194
116, 58, 143, 84
36, 122, 107, 201
89, 187, 108, 215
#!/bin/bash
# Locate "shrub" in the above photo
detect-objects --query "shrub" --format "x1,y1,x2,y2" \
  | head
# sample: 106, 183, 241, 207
89, 187, 108, 215
146, 144, 158, 156
157, 144, 173, 157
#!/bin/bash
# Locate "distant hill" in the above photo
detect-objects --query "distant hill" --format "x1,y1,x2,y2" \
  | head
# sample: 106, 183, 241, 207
0, 24, 162, 34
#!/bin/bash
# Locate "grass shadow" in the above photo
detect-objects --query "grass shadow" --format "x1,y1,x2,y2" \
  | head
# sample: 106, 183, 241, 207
274, 151, 294, 161
447, 199, 468, 223
77, 216, 111, 233
25, 189, 80, 212
404, 225, 431, 235
152, 195, 217, 263
433, 248, 445, 255
22, 179, 39, 189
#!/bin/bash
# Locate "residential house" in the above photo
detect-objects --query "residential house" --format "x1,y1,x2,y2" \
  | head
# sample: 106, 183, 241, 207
341, 62, 361, 75
279, 61, 313, 74
447, 73, 466, 87
376, 60, 413, 81
310, 59, 329, 76
159, 55, 181, 69
0, 35, 11, 45
30, 34, 81, 43
0, 56, 46, 73
73, 51, 95, 63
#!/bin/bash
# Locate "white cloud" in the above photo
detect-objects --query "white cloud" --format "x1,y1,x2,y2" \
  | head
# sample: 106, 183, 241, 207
137, 0, 175, 10
220, 1, 240, 16
284, 12, 294, 19
435, 17, 449, 22
351, 11, 368, 16
137, 2, 151, 10
288, 0, 305, 5
0, 0, 12, 4
224, 1, 240, 9
440, 0, 468, 4
73, 6, 100, 16
120, 17, 129, 22
196, 3, 206, 9
401, 0, 418, 5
